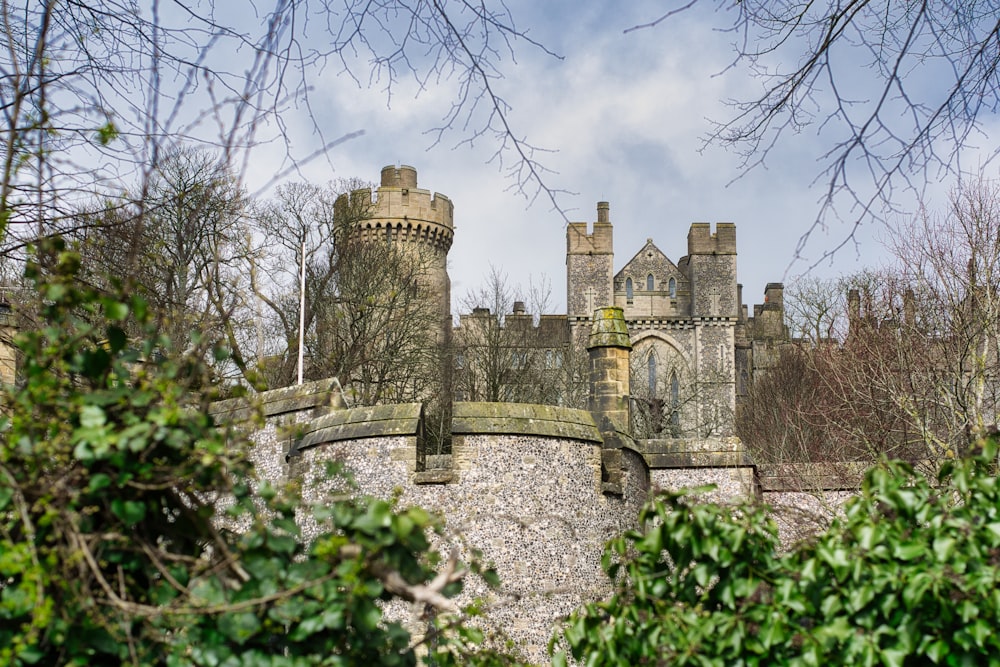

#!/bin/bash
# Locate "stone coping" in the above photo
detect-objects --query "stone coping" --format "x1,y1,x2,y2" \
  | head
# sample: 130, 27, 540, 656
288, 403, 424, 457
209, 378, 338, 423
757, 462, 868, 491
451, 402, 603, 443
637, 437, 754, 469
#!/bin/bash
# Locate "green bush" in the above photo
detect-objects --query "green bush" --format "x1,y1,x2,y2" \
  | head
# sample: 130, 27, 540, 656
0, 240, 514, 666
555, 444, 1000, 666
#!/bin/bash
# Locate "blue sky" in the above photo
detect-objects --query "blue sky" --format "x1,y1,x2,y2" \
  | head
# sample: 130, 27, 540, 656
242, 1, 985, 315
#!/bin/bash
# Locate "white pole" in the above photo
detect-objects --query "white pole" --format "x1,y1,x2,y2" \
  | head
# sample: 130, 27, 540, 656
297, 238, 306, 385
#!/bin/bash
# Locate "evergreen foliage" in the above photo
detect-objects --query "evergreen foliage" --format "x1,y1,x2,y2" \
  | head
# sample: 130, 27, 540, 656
555, 443, 1000, 666
0, 240, 513, 666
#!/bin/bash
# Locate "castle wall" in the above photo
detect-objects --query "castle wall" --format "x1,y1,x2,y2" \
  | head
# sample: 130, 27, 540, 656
232, 395, 649, 663
639, 437, 756, 503
213, 377, 865, 660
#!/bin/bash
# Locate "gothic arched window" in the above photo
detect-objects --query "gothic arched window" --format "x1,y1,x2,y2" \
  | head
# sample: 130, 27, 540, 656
670, 370, 680, 428
626, 277, 633, 302
668, 277, 677, 298
647, 352, 657, 394
647, 274, 654, 291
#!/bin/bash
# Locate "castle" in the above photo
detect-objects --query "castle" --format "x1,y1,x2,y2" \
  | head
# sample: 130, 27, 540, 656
208, 165, 821, 662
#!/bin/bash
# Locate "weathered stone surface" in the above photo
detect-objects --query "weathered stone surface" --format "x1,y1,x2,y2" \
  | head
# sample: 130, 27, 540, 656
451, 402, 602, 443
637, 436, 752, 468
209, 378, 339, 423
290, 403, 423, 454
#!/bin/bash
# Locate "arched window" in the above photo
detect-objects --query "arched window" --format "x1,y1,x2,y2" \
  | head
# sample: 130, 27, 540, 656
668, 277, 676, 298
670, 370, 680, 428
647, 274, 654, 291
647, 352, 657, 394
626, 277, 633, 302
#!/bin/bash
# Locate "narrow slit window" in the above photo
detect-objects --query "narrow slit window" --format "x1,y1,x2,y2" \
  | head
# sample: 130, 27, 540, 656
668, 277, 676, 298
626, 278, 633, 302
647, 352, 656, 394
647, 274, 654, 291
670, 370, 680, 427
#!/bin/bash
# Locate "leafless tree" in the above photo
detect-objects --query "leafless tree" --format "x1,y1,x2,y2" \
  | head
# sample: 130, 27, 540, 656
740, 178, 1000, 465
73, 147, 254, 382
250, 180, 443, 404
453, 266, 575, 404
0, 1, 560, 259
783, 275, 848, 345
632, 3, 1000, 261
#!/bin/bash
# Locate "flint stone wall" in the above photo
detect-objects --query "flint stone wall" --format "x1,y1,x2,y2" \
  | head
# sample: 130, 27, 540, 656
237, 391, 649, 663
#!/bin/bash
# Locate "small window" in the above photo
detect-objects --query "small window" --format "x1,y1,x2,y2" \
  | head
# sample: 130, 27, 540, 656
511, 351, 527, 370
647, 274, 654, 291
668, 277, 676, 298
670, 370, 680, 427
647, 353, 657, 394
455, 353, 465, 369
545, 350, 554, 369
626, 278, 633, 302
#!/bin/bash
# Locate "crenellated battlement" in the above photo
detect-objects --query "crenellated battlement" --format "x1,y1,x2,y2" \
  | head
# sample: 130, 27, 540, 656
567, 202, 613, 255
336, 165, 455, 243
373, 164, 454, 232
687, 222, 736, 255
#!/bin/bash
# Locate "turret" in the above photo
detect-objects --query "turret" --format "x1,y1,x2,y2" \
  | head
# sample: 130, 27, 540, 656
686, 223, 738, 318
587, 306, 631, 434
337, 165, 455, 331
567, 202, 615, 329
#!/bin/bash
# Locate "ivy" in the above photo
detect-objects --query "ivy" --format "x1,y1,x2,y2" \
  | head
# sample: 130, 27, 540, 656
0, 239, 518, 666
555, 443, 1000, 666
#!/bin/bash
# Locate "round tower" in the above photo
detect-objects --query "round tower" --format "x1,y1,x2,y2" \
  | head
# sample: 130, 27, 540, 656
335, 164, 455, 335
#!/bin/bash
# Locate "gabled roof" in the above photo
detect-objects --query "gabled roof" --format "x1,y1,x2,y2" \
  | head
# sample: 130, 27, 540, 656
614, 238, 682, 280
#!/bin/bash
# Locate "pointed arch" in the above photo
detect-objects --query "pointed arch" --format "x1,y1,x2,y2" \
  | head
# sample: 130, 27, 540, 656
647, 350, 657, 394
670, 369, 680, 429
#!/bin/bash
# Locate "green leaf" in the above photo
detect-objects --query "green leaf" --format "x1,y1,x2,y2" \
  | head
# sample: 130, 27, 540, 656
106, 325, 127, 352
218, 611, 261, 644
103, 300, 129, 322
87, 473, 112, 492
96, 121, 118, 145
79, 405, 106, 428
110, 499, 146, 526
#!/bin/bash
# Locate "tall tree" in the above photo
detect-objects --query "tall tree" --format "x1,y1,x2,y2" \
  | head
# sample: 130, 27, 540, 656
739, 178, 1000, 465
454, 267, 578, 405
636, 3, 1000, 256
75, 148, 254, 382
0, 1, 555, 255
251, 180, 444, 403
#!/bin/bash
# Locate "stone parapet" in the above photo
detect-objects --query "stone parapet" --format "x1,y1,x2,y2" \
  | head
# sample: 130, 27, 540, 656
451, 402, 602, 442
208, 378, 340, 423
288, 403, 424, 458
637, 436, 752, 468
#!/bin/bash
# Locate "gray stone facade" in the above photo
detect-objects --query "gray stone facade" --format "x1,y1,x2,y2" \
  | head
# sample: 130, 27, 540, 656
563, 203, 783, 440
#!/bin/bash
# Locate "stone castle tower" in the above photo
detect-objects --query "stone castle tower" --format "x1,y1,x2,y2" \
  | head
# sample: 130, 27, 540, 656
336, 165, 455, 330
566, 203, 772, 439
